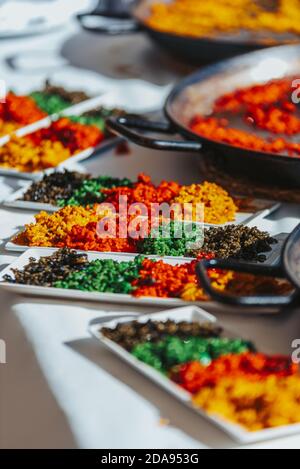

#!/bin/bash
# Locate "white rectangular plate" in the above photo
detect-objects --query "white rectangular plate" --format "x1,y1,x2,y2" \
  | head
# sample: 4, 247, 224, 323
0, 248, 208, 308
0, 248, 284, 315
4, 198, 281, 254
89, 306, 300, 444
0, 95, 122, 180
3, 186, 280, 220
0, 89, 110, 146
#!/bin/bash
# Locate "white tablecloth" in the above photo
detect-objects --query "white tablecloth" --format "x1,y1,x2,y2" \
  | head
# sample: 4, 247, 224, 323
0, 15, 300, 449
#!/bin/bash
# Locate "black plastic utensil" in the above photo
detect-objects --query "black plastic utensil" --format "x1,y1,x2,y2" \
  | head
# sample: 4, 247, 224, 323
196, 224, 300, 308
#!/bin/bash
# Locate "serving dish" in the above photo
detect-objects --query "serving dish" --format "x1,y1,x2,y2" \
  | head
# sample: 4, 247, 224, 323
89, 305, 300, 443
197, 223, 300, 309
107, 45, 300, 187
0, 248, 210, 308
4, 201, 280, 255
0, 79, 107, 146
0, 248, 285, 313
77, 0, 300, 63
0, 95, 122, 180
3, 176, 280, 225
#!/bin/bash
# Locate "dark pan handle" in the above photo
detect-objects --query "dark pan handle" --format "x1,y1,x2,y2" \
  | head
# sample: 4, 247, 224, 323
106, 116, 203, 152
77, 13, 140, 35
196, 259, 297, 308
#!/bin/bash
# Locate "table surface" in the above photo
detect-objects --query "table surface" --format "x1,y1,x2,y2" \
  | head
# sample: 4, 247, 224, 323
0, 15, 300, 450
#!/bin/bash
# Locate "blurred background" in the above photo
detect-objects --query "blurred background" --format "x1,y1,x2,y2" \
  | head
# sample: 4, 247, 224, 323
0, 0, 96, 37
